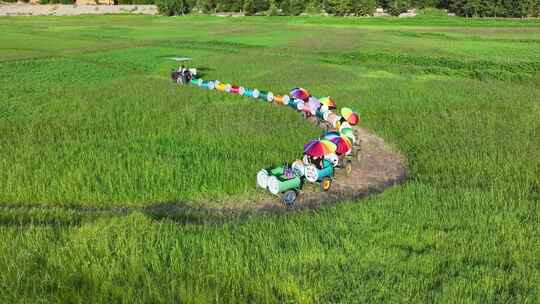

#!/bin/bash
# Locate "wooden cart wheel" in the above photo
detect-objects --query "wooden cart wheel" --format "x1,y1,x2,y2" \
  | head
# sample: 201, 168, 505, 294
320, 177, 332, 192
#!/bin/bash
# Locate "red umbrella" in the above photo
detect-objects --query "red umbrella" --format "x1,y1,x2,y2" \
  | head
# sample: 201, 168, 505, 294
347, 112, 360, 125
330, 136, 352, 155
290, 88, 310, 101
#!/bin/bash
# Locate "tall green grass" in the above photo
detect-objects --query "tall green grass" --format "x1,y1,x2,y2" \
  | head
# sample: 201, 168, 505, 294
0, 15, 539, 302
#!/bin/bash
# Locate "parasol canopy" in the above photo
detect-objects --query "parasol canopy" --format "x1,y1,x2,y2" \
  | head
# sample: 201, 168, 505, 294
341, 127, 356, 143
323, 131, 341, 141
319, 139, 337, 154
330, 136, 352, 155
290, 88, 310, 101
319, 97, 336, 109
341, 107, 353, 117
347, 112, 359, 125
304, 139, 335, 157
341, 107, 360, 125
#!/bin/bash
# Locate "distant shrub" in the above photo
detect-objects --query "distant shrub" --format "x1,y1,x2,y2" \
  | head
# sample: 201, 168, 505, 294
39, 0, 75, 4
304, 1, 322, 15
280, 0, 305, 16
116, 0, 155, 4
267, 1, 280, 15
156, 0, 191, 15
386, 0, 410, 15
417, 8, 448, 16
243, 0, 256, 15
412, 0, 440, 8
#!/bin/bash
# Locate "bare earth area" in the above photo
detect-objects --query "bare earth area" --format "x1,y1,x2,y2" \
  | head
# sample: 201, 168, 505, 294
0, 4, 157, 16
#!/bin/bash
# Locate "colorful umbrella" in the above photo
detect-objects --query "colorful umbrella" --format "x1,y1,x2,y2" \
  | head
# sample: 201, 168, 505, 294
323, 131, 341, 141
304, 140, 334, 157
320, 97, 336, 109
341, 107, 360, 125
347, 112, 360, 125
319, 139, 337, 154
331, 136, 352, 155
290, 88, 310, 101
341, 107, 353, 118
341, 128, 356, 143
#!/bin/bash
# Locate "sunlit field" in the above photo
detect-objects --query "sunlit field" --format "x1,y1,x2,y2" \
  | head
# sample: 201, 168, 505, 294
0, 15, 539, 302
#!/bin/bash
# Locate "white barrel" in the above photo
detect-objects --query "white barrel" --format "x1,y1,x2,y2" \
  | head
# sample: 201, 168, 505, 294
320, 104, 329, 113
340, 122, 352, 131
253, 89, 260, 99
326, 112, 339, 124
296, 100, 304, 111
239, 87, 245, 96
332, 118, 341, 128
323, 110, 332, 121
267, 176, 280, 195
225, 84, 232, 92
197, 79, 204, 86
208, 81, 215, 90
305, 164, 319, 183
256, 169, 269, 189
267, 92, 274, 102
292, 160, 305, 177
282, 95, 290, 105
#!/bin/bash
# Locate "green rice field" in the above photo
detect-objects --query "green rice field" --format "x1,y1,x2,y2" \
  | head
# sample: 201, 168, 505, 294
0, 14, 539, 302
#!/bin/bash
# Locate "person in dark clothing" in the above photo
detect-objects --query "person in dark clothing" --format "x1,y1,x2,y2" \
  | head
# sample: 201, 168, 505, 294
183, 68, 192, 83
310, 156, 323, 169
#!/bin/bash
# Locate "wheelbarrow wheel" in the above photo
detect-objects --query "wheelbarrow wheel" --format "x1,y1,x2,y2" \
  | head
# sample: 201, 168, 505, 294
320, 177, 332, 192
282, 190, 297, 205
345, 160, 353, 175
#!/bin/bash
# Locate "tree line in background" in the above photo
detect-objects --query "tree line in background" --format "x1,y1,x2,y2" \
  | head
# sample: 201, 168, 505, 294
6, 0, 540, 18
157, 0, 540, 17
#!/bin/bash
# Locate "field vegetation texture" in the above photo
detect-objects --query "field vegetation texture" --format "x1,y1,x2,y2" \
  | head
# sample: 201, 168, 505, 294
0, 15, 539, 302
